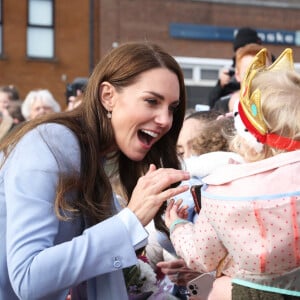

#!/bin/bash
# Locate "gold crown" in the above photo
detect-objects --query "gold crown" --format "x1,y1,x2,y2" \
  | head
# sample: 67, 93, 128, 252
239, 48, 294, 137
238, 48, 300, 151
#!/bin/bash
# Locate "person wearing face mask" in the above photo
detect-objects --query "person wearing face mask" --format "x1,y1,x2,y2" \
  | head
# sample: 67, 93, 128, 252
65, 77, 88, 111
0, 42, 190, 300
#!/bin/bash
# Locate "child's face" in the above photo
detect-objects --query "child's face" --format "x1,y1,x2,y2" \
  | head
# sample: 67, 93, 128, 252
177, 118, 206, 159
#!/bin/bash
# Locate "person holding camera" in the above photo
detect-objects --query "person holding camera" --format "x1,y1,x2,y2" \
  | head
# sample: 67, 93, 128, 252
208, 27, 262, 112
226, 43, 273, 113
65, 77, 88, 111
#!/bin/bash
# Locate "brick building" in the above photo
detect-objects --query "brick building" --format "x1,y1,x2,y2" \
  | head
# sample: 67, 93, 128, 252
0, 0, 299, 109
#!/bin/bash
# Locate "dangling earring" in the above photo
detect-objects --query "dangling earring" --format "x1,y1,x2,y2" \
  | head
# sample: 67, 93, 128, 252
107, 111, 112, 119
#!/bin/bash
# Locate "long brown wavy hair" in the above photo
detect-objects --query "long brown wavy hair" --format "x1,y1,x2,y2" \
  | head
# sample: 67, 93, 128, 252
0, 42, 186, 233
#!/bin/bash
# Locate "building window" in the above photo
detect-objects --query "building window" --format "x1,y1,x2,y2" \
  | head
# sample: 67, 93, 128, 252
27, 0, 54, 59
175, 56, 232, 108
177, 55, 300, 108
200, 69, 219, 81
0, 0, 2, 55
182, 68, 194, 80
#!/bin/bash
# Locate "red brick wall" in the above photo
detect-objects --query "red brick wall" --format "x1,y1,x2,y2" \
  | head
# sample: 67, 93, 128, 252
0, 0, 90, 108
98, 0, 300, 60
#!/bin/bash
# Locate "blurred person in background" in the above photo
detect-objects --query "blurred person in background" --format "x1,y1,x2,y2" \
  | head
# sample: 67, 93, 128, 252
0, 86, 22, 142
7, 100, 25, 125
0, 85, 20, 113
0, 100, 26, 142
0, 111, 14, 142
21, 89, 61, 120
208, 27, 262, 111
65, 77, 88, 111
220, 43, 273, 113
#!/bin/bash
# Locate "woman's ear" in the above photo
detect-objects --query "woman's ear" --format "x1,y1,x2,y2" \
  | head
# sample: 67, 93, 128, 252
99, 81, 115, 111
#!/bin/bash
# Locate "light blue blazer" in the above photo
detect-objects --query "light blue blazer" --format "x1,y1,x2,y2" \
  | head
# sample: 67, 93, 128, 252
0, 124, 148, 300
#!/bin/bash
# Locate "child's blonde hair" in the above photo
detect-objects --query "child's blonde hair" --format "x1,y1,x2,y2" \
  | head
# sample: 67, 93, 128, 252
231, 69, 300, 162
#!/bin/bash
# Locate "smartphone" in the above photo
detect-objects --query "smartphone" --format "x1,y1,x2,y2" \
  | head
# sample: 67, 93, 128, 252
187, 273, 215, 299
190, 184, 202, 214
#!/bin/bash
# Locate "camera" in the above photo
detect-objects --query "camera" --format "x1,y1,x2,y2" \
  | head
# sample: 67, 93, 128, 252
227, 67, 235, 77
65, 77, 88, 104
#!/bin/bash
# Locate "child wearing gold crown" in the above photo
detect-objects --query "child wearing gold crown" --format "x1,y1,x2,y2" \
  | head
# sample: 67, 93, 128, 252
164, 48, 300, 300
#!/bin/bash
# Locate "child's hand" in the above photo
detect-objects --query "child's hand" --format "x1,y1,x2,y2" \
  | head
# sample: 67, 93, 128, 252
176, 199, 189, 220
165, 198, 189, 228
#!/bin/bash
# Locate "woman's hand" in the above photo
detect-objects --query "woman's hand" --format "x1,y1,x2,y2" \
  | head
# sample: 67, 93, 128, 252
157, 258, 201, 286
127, 164, 190, 226
164, 198, 188, 228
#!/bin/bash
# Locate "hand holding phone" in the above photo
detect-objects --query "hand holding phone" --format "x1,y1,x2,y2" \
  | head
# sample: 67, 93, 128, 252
187, 273, 215, 299
190, 185, 202, 214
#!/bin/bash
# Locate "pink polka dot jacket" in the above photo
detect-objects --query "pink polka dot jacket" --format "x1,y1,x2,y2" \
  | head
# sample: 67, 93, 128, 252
171, 150, 300, 297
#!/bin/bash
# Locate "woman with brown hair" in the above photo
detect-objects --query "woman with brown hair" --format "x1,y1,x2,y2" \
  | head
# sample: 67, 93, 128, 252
0, 42, 190, 300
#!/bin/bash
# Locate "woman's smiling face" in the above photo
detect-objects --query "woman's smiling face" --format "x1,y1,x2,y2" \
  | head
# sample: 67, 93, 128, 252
100, 67, 180, 161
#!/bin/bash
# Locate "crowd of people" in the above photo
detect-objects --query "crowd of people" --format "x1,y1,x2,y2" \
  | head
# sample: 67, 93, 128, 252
0, 76, 89, 144
0, 27, 300, 300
